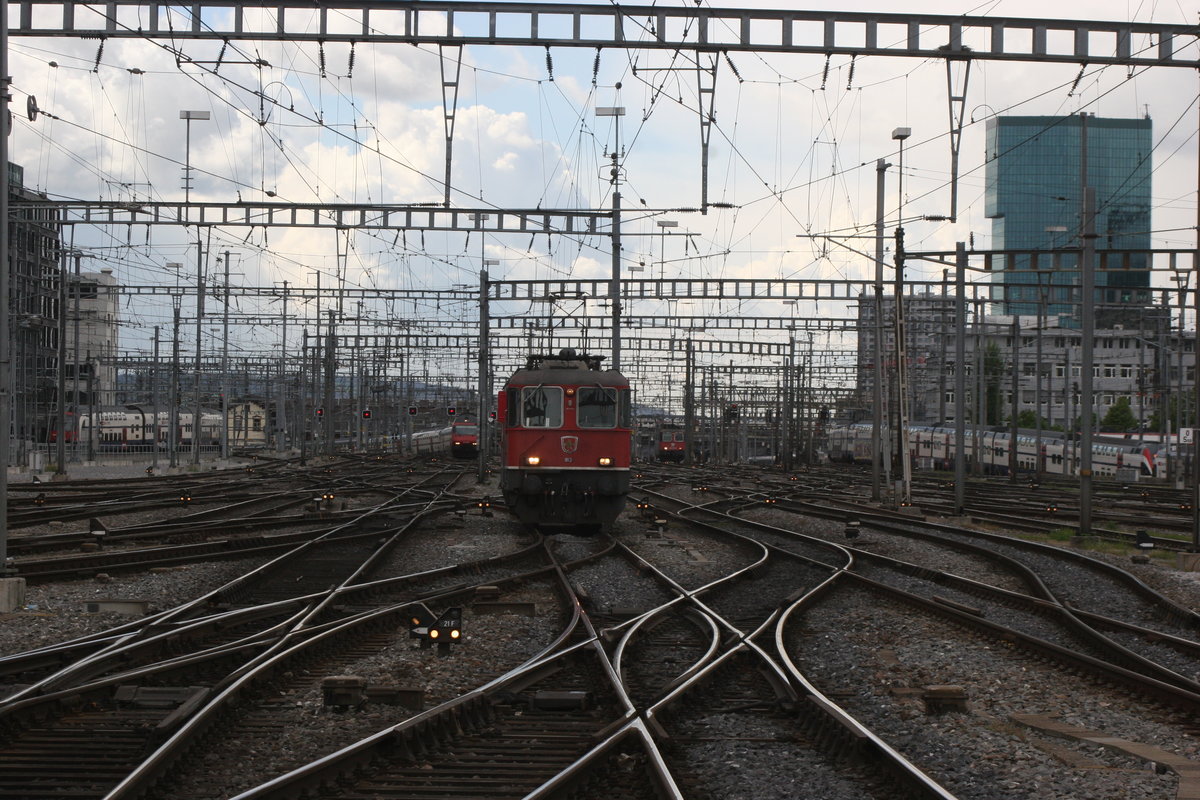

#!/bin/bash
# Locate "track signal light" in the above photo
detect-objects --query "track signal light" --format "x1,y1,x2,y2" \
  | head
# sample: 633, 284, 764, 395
362, 409, 372, 419
408, 604, 436, 646
428, 607, 463, 654
408, 406, 417, 415
315, 407, 324, 418
447, 406, 456, 416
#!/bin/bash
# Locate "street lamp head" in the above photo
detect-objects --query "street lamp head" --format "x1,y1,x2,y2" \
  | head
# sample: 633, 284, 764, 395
891, 127, 911, 141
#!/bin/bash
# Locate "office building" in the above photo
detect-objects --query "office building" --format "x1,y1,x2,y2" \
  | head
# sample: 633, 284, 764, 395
984, 114, 1152, 320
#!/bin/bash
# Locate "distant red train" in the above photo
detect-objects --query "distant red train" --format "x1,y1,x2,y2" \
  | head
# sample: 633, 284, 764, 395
410, 420, 480, 459
498, 349, 632, 533
657, 425, 686, 462
450, 420, 479, 457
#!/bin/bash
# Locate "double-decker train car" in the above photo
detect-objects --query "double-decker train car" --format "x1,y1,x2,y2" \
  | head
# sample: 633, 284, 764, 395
47, 406, 226, 451
498, 349, 632, 532
828, 422, 1158, 478
410, 420, 480, 459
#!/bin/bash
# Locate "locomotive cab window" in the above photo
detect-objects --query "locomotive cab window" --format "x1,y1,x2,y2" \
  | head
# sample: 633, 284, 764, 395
521, 386, 563, 427
455, 425, 479, 436
577, 387, 618, 428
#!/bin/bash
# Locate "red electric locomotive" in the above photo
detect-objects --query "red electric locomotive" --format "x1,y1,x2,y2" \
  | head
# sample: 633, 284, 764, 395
498, 349, 632, 532
657, 424, 686, 462
450, 420, 480, 458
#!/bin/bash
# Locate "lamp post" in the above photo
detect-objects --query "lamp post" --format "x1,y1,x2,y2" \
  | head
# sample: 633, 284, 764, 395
892, 126, 912, 506
656, 219, 678, 281
179, 110, 210, 203
181, 110, 209, 466
597, 102, 625, 370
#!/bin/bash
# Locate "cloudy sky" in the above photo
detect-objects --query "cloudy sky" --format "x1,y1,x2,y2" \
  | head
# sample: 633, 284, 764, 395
7, 0, 1198, 393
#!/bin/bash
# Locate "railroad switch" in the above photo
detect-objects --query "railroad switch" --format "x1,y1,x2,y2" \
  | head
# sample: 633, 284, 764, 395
572, 584, 592, 611
922, 685, 968, 715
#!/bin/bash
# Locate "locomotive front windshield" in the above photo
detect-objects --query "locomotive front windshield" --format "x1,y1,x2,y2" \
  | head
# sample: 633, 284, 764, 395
521, 386, 563, 427
454, 425, 479, 435
577, 387, 618, 428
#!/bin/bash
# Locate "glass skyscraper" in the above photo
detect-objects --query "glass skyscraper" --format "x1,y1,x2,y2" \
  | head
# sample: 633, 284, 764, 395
984, 114, 1152, 320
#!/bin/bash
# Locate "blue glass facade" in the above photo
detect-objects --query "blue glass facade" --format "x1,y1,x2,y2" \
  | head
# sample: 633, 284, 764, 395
984, 115, 1152, 318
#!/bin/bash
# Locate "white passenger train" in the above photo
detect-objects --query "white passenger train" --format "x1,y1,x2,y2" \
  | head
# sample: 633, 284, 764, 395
48, 405, 266, 450
826, 423, 1158, 478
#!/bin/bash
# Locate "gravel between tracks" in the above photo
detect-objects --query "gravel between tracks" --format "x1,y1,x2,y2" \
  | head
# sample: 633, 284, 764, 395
790, 584, 1193, 800
0, 556, 273, 654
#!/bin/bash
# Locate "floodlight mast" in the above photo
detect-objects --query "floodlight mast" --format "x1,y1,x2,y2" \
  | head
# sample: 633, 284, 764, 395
597, 102, 625, 371
892, 126, 912, 507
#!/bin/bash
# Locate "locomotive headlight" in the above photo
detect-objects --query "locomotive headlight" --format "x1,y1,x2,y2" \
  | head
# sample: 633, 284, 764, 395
598, 457, 613, 466
526, 456, 541, 466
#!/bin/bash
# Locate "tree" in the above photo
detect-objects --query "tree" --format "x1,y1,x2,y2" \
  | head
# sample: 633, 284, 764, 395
1014, 410, 1052, 429
1149, 394, 1196, 434
983, 341, 1005, 425
1100, 398, 1138, 432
